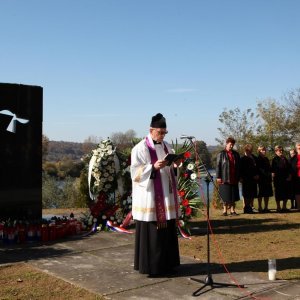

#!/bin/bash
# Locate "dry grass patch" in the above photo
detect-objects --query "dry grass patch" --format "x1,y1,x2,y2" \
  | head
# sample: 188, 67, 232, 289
0, 263, 103, 300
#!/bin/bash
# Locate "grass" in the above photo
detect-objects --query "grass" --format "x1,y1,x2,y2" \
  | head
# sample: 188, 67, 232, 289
0, 263, 104, 300
0, 201, 299, 299
179, 199, 300, 280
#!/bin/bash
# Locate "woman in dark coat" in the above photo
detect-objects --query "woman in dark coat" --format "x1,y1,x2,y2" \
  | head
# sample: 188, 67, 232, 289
240, 144, 259, 214
256, 146, 273, 212
290, 142, 300, 210
271, 145, 292, 212
216, 137, 240, 216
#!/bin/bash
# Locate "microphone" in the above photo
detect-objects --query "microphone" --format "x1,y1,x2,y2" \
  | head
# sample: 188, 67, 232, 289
180, 135, 195, 139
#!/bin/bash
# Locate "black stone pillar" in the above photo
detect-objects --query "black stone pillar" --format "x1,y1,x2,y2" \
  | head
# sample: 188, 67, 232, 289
0, 83, 43, 220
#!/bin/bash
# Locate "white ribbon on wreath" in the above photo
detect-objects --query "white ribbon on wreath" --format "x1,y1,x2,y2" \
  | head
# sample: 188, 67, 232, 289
88, 154, 97, 200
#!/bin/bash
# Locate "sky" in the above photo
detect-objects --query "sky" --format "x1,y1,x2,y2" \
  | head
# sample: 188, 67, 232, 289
1, 0, 300, 146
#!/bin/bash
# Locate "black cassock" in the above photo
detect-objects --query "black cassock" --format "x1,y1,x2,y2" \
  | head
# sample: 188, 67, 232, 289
134, 219, 180, 276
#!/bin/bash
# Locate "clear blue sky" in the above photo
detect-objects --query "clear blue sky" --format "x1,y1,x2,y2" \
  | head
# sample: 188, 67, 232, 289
1, 0, 300, 145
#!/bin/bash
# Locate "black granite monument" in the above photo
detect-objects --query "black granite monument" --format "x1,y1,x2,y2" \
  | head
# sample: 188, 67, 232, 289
0, 83, 43, 220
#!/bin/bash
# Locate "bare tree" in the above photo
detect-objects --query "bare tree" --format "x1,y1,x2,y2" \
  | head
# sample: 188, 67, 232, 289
82, 135, 101, 154
110, 129, 136, 152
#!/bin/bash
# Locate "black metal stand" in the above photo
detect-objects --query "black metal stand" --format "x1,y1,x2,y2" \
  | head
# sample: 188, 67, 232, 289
179, 137, 244, 297
191, 172, 243, 297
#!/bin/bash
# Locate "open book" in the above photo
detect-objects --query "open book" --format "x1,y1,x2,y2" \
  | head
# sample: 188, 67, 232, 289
163, 152, 185, 166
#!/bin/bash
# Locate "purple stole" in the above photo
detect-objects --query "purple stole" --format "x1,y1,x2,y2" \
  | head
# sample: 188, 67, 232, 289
146, 137, 179, 227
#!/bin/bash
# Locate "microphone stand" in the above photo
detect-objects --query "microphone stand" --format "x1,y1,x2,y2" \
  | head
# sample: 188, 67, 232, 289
181, 137, 242, 297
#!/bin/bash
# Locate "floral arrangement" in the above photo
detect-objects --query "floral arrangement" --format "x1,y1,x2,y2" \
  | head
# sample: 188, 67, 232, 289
173, 140, 203, 234
83, 139, 132, 230
89, 139, 118, 195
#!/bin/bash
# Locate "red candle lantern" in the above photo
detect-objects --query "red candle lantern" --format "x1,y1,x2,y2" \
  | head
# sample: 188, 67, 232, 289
49, 223, 57, 241
0, 223, 4, 243
41, 224, 49, 242
36, 224, 41, 240
76, 221, 82, 234
7, 227, 15, 244
69, 219, 77, 236
17, 224, 27, 244
27, 224, 36, 242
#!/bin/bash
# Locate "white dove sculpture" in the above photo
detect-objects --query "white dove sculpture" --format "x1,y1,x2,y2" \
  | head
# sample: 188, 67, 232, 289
0, 109, 29, 133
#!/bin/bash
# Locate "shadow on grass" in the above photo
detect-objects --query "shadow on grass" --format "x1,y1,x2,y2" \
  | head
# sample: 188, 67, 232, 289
175, 257, 300, 278
224, 257, 300, 273
190, 216, 300, 235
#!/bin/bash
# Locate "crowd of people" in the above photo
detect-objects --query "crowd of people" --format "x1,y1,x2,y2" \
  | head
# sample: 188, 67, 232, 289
216, 138, 300, 215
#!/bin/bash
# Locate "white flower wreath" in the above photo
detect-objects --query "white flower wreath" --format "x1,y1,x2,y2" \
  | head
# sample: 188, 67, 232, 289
88, 139, 119, 199
86, 139, 132, 227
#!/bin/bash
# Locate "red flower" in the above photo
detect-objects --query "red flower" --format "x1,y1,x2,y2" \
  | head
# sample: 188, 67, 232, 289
185, 206, 192, 216
178, 190, 185, 197
184, 173, 189, 178
181, 199, 189, 207
184, 152, 191, 158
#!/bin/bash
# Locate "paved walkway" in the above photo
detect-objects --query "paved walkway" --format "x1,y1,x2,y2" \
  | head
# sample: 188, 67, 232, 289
1, 232, 299, 299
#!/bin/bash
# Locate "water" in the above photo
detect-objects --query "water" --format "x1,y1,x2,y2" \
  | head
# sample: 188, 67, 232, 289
197, 169, 216, 204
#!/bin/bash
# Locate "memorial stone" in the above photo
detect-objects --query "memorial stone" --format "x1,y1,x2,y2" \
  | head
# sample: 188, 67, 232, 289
0, 83, 43, 220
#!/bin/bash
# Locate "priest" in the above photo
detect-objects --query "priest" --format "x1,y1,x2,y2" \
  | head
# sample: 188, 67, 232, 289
130, 113, 180, 277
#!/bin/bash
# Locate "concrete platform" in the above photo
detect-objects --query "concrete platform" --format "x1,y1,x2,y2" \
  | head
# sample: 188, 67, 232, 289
1, 232, 299, 299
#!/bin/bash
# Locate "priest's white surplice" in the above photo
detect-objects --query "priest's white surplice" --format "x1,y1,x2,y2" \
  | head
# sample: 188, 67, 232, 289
130, 134, 179, 222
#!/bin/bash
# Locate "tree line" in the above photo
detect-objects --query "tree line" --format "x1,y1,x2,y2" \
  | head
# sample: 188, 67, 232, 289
217, 88, 300, 154
43, 132, 214, 178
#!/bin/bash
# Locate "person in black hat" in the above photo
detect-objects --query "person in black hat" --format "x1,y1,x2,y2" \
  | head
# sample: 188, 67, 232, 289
130, 113, 180, 277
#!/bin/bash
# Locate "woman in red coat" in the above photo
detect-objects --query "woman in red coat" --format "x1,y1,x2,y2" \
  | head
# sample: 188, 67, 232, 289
216, 137, 241, 216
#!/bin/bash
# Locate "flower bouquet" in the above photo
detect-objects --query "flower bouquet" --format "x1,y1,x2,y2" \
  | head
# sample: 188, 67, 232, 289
172, 139, 204, 235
